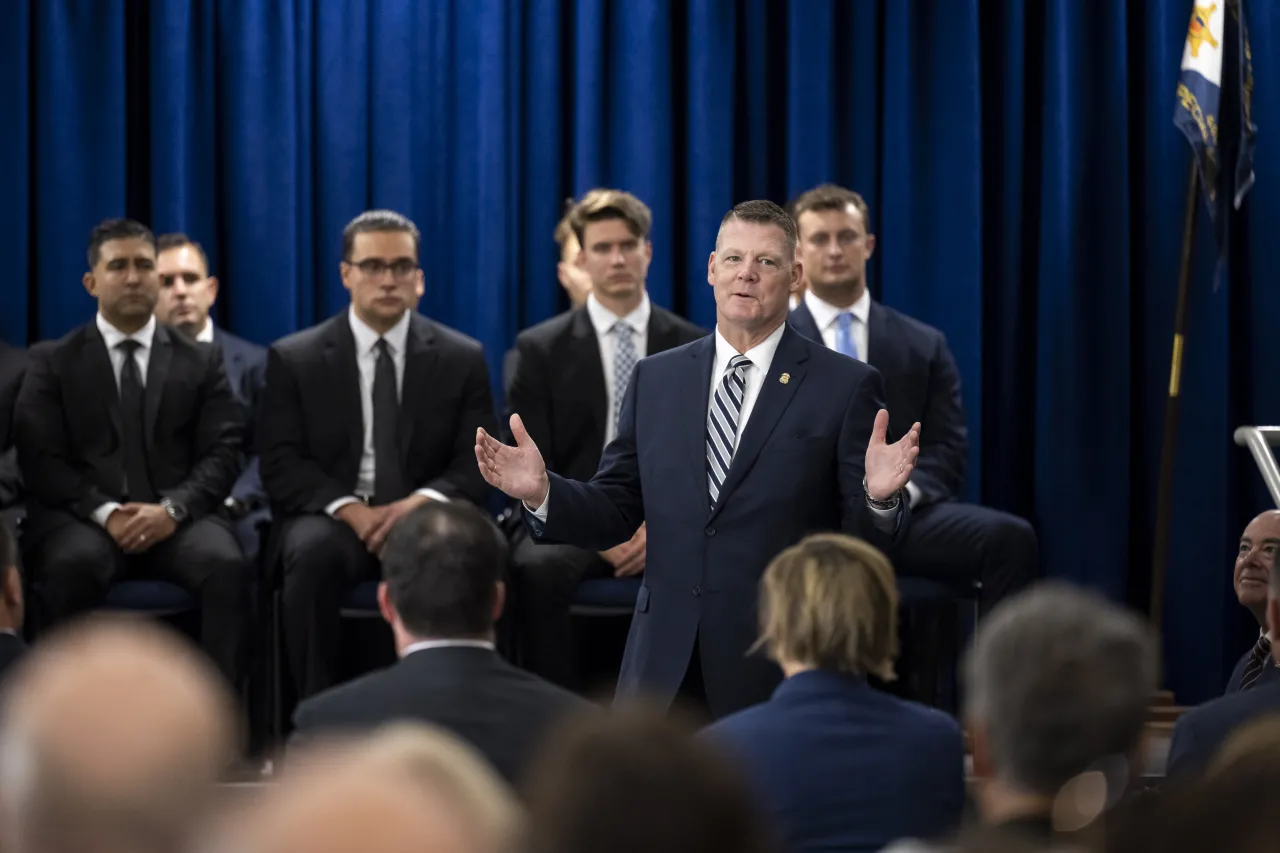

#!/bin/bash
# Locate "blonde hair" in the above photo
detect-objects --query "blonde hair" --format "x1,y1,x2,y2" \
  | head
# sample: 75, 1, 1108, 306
753, 533, 899, 681
568, 189, 653, 248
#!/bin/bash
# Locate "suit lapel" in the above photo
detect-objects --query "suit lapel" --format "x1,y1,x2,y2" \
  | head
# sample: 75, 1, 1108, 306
646, 307, 679, 355
399, 314, 438, 463
566, 309, 608, 440
864, 302, 901, 381
710, 326, 810, 520
787, 302, 822, 345
683, 335, 717, 496
84, 324, 122, 439
324, 316, 365, 461
143, 324, 172, 444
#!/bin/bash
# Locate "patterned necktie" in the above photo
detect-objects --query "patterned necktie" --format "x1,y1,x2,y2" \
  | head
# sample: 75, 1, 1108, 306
706, 355, 752, 510
117, 339, 155, 502
372, 338, 406, 506
835, 311, 859, 359
612, 322, 639, 433
1240, 635, 1272, 691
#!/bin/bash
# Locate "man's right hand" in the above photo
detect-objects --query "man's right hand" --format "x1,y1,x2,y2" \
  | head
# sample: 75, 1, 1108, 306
475, 414, 550, 508
335, 502, 385, 543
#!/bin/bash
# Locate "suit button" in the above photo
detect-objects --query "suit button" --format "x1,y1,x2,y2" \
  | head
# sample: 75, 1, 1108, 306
705, 527, 715, 536
692, 585, 702, 596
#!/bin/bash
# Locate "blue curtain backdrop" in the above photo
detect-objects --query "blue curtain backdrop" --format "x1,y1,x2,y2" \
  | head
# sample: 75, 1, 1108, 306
1, 0, 1277, 703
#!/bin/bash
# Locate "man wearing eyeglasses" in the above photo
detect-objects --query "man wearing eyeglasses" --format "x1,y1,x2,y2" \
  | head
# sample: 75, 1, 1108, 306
260, 209, 498, 699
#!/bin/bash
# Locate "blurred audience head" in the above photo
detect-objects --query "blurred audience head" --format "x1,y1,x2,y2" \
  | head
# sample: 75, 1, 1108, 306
553, 201, 593, 308
340, 209, 424, 332
0, 615, 237, 853
0, 517, 21, 632
83, 218, 159, 333
377, 501, 508, 651
521, 706, 777, 853
789, 184, 876, 305
566, 189, 653, 309
963, 581, 1156, 829
154, 233, 218, 339
754, 532, 898, 681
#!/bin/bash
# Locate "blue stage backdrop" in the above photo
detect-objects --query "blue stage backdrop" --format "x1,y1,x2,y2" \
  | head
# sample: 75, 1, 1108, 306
1, 0, 1278, 703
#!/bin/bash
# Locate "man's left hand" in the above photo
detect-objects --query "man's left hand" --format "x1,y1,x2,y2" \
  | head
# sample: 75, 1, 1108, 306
864, 409, 921, 501
364, 493, 432, 556
117, 503, 179, 554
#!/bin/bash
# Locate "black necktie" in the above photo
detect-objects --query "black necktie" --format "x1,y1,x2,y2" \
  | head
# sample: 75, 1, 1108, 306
372, 338, 406, 506
1241, 635, 1272, 691
117, 340, 155, 503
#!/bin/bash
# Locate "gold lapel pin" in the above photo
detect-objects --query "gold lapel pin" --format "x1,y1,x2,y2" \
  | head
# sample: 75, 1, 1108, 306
779, 373, 790, 384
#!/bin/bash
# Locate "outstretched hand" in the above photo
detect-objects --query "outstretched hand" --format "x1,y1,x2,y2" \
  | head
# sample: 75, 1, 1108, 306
475, 414, 550, 506
864, 409, 920, 501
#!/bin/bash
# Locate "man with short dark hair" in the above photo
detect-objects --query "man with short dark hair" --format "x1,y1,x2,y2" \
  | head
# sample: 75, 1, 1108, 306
290, 501, 584, 784
0, 518, 24, 681
506, 189, 706, 687
786, 183, 1037, 615
477, 200, 920, 719
155, 233, 269, 558
15, 218, 249, 688
261, 209, 499, 699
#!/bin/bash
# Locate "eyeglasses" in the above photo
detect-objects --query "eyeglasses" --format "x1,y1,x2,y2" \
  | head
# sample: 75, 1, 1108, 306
350, 258, 419, 279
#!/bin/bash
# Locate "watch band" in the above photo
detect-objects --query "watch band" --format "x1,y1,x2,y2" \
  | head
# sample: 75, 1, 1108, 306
862, 478, 901, 511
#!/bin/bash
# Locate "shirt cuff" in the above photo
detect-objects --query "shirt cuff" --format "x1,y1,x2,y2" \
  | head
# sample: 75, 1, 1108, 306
905, 481, 922, 509
413, 489, 451, 503
866, 498, 900, 532
91, 502, 122, 528
525, 491, 549, 522
325, 496, 360, 518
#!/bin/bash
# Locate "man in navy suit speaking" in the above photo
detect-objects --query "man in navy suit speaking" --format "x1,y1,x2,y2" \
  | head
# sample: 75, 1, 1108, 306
476, 200, 920, 718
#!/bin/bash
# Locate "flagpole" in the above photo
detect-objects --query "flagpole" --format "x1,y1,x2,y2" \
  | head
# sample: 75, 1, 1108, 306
1149, 157, 1200, 641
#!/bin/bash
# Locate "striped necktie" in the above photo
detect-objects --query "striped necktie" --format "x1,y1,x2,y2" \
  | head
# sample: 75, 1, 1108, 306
706, 355, 752, 510
1240, 635, 1272, 691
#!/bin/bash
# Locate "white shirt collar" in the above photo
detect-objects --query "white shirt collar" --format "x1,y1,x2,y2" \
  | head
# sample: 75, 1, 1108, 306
96, 313, 157, 351
348, 305, 411, 356
402, 639, 496, 657
713, 319, 787, 376
195, 321, 215, 344
803, 287, 870, 332
586, 291, 651, 338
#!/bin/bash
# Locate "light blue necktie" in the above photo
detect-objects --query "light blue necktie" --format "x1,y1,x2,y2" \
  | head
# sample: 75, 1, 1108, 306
835, 312, 859, 360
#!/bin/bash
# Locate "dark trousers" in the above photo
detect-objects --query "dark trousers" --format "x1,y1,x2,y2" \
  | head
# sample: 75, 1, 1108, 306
25, 512, 249, 688
895, 500, 1039, 616
509, 527, 612, 689
280, 515, 379, 700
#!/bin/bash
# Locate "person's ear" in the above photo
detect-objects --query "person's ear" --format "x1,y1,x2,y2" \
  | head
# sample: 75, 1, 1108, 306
83, 271, 98, 298
492, 581, 506, 623
865, 233, 877, 258
1, 566, 21, 611
377, 581, 396, 627
205, 276, 220, 305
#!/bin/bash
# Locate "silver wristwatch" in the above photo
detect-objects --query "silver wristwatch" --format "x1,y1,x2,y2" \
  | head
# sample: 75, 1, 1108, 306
862, 478, 901, 511
160, 497, 189, 524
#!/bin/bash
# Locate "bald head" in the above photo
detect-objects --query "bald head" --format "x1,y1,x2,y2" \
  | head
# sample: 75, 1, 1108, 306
0, 616, 236, 853
226, 760, 487, 853
1234, 510, 1280, 626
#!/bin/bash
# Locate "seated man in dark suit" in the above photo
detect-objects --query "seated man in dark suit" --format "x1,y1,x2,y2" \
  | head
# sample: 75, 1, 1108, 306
261, 209, 498, 699
291, 500, 586, 784
155, 232, 269, 560
0, 342, 27, 527
0, 518, 24, 682
705, 533, 964, 853
1222, 510, 1280, 693
14, 218, 249, 687
1169, 550, 1280, 777
787, 184, 1037, 614
506, 190, 706, 686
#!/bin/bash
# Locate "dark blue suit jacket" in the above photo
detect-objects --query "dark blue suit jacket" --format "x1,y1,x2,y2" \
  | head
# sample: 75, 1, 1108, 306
525, 325, 908, 717
789, 300, 966, 506
1167, 678, 1280, 778
213, 328, 267, 509
705, 671, 965, 853
1223, 642, 1280, 694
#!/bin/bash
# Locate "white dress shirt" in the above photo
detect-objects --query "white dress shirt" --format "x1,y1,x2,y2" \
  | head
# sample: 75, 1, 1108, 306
194, 320, 215, 343
531, 319, 896, 525
91, 314, 158, 528
803, 288, 870, 362
401, 638, 496, 657
324, 307, 450, 517
586, 292, 651, 446
802, 290, 922, 509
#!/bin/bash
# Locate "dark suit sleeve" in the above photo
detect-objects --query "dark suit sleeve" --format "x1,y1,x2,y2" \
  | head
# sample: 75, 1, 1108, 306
419, 345, 497, 505
838, 366, 909, 550
15, 348, 118, 520
230, 351, 268, 507
504, 335, 553, 455
0, 347, 27, 451
1165, 713, 1200, 778
527, 359, 645, 551
260, 347, 353, 515
909, 333, 968, 505
164, 352, 245, 520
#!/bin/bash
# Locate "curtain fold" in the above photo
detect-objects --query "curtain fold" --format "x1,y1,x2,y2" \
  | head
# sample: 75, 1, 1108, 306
3, 0, 1279, 702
